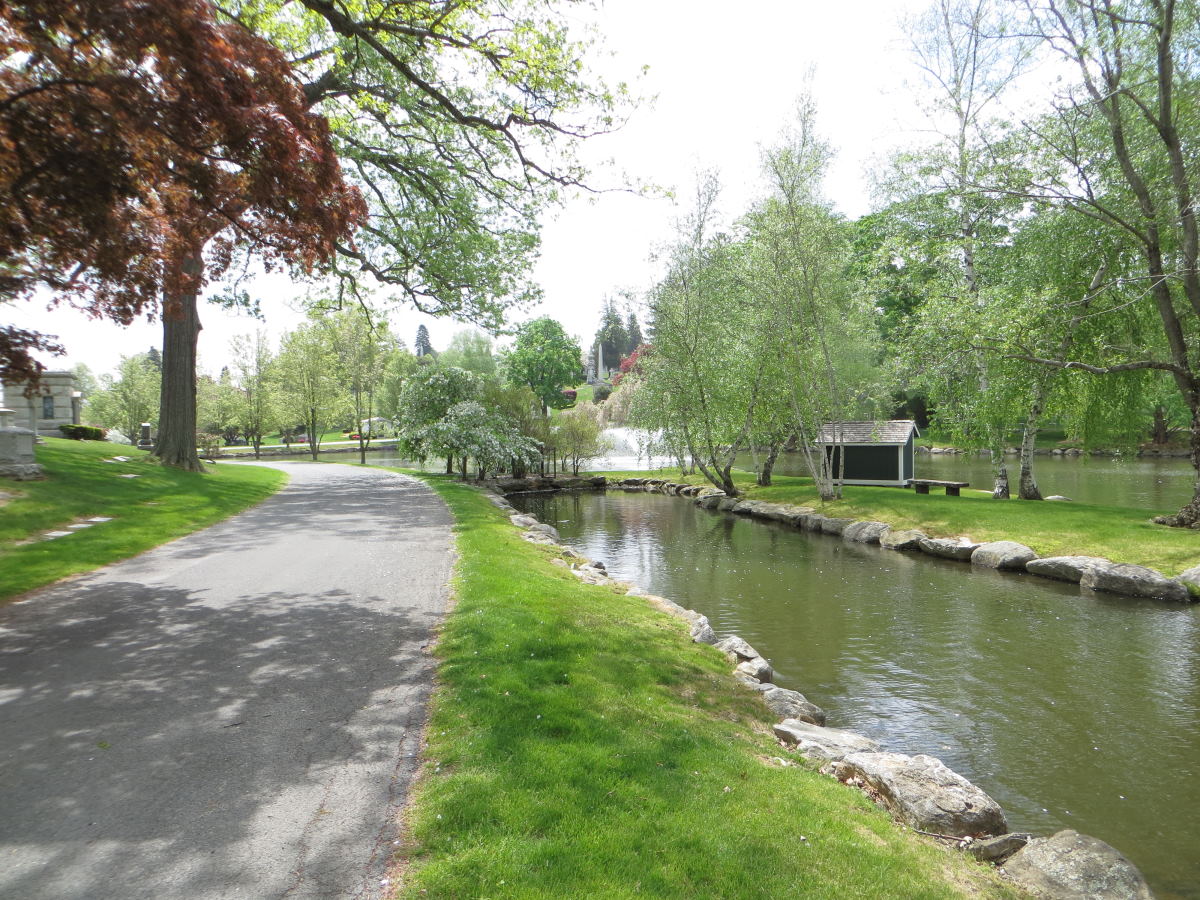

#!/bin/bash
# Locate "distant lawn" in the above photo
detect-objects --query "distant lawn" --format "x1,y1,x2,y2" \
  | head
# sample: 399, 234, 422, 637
570, 383, 595, 406
0, 439, 287, 603
396, 476, 1019, 899
596, 468, 1200, 575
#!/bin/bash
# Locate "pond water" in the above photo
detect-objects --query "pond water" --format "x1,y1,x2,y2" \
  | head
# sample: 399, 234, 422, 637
511, 489, 1200, 899
737, 451, 1195, 512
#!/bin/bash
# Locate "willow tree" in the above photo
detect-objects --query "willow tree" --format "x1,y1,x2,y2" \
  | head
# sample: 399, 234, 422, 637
976, 0, 1200, 525
745, 101, 882, 500
883, 0, 1033, 497
630, 174, 768, 497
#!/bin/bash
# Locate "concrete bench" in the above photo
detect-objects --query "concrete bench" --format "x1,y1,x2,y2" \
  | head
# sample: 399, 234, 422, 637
910, 479, 969, 496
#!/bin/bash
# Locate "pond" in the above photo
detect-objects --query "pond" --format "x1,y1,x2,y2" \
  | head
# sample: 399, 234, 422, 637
511, 489, 1200, 900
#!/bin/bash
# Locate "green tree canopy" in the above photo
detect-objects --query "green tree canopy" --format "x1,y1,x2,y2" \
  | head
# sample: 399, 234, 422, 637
440, 330, 496, 375
504, 317, 581, 414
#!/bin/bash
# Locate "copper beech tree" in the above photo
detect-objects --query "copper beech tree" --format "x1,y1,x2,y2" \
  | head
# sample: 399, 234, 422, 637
0, 0, 363, 465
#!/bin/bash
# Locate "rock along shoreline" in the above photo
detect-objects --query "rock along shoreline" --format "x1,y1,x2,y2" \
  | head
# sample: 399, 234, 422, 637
486, 474, 1163, 899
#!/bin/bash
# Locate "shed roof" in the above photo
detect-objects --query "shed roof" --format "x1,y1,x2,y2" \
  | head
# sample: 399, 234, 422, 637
816, 420, 919, 444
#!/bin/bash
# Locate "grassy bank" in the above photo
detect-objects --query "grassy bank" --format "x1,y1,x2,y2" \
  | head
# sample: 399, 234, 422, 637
0, 438, 287, 603
597, 468, 1199, 575
397, 476, 1019, 898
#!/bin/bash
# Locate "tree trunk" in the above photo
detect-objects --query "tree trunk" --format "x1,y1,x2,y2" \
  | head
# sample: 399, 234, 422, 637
446, 455, 454, 474
990, 447, 1010, 500
1154, 403, 1200, 527
719, 463, 736, 496
1152, 405, 1169, 445
154, 248, 204, 472
758, 442, 781, 486
1018, 388, 1044, 501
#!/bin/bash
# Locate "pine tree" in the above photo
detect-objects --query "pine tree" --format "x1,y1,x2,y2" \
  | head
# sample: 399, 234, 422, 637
591, 299, 627, 377
415, 325, 436, 358
625, 311, 643, 357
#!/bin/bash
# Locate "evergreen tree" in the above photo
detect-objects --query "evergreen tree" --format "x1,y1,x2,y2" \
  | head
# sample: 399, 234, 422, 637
414, 325, 436, 358
625, 311, 643, 357
145, 347, 163, 372
591, 299, 627, 376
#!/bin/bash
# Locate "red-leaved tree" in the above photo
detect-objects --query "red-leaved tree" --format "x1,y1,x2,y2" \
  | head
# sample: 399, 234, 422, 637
1, 0, 364, 465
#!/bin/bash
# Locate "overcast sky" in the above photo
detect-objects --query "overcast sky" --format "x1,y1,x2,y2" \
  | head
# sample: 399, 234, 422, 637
8, 0, 932, 380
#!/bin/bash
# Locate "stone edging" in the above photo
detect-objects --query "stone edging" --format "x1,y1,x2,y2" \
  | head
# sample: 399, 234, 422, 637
487, 482, 1159, 898
607, 477, 1198, 605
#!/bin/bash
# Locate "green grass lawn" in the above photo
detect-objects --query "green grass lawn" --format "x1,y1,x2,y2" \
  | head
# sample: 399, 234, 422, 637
0, 438, 287, 603
395, 476, 1020, 899
597, 468, 1200, 575
572, 383, 595, 405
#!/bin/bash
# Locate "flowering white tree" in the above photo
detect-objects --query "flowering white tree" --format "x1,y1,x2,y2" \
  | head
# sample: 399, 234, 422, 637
415, 401, 539, 479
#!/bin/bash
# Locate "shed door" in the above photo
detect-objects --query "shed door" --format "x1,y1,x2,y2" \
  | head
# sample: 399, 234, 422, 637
826, 445, 899, 481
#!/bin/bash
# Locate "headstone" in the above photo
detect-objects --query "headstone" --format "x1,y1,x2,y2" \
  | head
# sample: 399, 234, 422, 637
137, 422, 154, 450
0, 391, 43, 480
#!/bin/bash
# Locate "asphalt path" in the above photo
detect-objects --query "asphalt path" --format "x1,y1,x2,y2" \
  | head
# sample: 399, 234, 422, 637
0, 462, 453, 899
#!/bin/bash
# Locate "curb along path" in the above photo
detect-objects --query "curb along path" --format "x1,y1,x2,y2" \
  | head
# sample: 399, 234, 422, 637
0, 462, 453, 900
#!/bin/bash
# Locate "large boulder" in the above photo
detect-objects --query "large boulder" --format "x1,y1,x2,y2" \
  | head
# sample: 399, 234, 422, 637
1172, 564, 1200, 599
572, 565, 610, 585
824, 752, 1007, 837
773, 719, 880, 762
798, 513, 827, 532
969, 832, 1031, 864
819, 517, 856, 536
690, 617, 718, 645
971, 540, 1038, 570
641, 593, 688, 619
735, 656, 773, 683
715, 635, 761, 662
880, 528, 927, 551
526, 522, 560, 541
1026, 556, 1110, 584
761, 687, 826, 726
758, 503, 812, 524
717, 498, 741, 512
696, 494, 725, 510
1001, 830, 1154, 899
1080, 561, 1191, 602
919, 537, 980, 561
509, 514, 539, 528
842, 521, 891, 544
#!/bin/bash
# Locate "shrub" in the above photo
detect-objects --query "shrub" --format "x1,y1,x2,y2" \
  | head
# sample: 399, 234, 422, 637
592, 384, 612, 403
561, 388, 578, 404
196, 432, 222, 456
58, 424, 107, 440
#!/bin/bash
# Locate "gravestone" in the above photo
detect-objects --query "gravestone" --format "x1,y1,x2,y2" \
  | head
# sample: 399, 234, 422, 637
0, 388, 42, 480
137, 422, 154, 451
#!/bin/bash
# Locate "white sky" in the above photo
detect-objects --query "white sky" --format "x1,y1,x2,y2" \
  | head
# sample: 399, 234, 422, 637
7, 0, 931, 380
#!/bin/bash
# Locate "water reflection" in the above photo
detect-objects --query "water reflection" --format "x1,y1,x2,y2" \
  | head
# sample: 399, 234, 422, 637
514, 490, 1200, 900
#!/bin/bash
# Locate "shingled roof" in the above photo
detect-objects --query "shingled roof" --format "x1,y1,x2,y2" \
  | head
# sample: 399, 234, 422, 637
816, 420, 918, 444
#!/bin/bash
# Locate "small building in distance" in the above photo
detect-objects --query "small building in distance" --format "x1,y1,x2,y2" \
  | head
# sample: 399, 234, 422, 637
2, 371, 81, 436
817, 420, 919, 487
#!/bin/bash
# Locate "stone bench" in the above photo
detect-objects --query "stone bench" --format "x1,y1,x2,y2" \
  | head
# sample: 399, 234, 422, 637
910, 479, 969, 496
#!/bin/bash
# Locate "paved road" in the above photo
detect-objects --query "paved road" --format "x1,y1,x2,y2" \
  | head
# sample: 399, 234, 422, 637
0, 463, 453, 899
